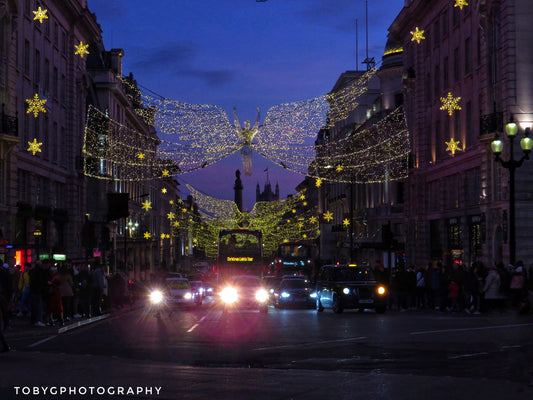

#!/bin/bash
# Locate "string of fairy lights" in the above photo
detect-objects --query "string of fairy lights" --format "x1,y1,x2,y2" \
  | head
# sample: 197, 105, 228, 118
24, 1, 471, 247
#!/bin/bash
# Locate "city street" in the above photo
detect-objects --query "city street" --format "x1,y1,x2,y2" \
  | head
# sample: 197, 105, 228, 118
2, 304, 533, 399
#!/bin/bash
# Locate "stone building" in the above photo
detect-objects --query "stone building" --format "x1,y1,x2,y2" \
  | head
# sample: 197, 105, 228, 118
389, 0, 533, 267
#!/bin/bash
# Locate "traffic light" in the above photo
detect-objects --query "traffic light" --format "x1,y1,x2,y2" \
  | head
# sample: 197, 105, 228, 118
107, 193, 129, 221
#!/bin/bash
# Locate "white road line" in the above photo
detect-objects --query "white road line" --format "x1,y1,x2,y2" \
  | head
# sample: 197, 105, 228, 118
253, 336, 367, 351
448, 352, 489, 360
28, 335, 58, 348
187, 315, 207, 333
410, 322, 533, 336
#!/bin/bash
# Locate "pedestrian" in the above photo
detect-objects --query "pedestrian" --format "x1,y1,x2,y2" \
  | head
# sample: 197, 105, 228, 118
17, 263, 32, 317
463, 263, 482, 314
415, 265, 426, 309
29, 260, 50, 326
59, 265, 74, 321
46, 266, 63, 325
90, 263, 105, 316
482, 264, 506, 313
448, 280, 460, 312
0, 263, 12, 352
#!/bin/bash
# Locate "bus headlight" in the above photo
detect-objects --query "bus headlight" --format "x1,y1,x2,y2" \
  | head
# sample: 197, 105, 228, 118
377, 286, 386, 296
149, 290, 164, 305
220, 286, 238, 304
255, 289, 269, 303
184, 292, 192, 300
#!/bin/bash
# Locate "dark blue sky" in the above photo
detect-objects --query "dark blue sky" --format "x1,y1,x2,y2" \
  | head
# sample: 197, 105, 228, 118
87, 0, 404, 208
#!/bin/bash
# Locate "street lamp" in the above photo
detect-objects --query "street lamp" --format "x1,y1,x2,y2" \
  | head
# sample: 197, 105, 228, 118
490, 116, 533, 265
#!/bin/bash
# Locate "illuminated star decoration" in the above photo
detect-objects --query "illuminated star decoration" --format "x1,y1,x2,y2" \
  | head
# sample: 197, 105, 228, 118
445, 138, 462, 156
74, 41, 90, 58
454, 0, 469, 10
343, 218, 350, 227
141, 200, 152, 211
410, 27, 425, 44
137, 152, 145, 160
316, 178, 323, 188
323, 211, 334, 222
27, 139, 43, 156
440, 92, 462, 116
309, 216, 318, 224
167, 212, 175, 220
336, 165, 343, 173
26, 94, 47, 117
33, 7, 48, 23
161, 188, 167, 194
162, 169, 170, 177
144, 232, 151, 239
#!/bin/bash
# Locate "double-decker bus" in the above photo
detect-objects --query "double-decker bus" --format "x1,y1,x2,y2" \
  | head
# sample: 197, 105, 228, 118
270, 241, 316, 279
216, 229, 263, 283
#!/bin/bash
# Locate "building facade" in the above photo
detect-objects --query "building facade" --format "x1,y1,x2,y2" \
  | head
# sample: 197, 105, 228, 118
389, 0, 533, 267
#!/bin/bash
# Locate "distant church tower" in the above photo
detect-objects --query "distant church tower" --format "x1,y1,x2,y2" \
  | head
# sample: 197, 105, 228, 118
256, 169, 279, 203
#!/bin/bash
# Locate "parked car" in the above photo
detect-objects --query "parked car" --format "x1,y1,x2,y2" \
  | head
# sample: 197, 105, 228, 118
274, 276, 315, 309
315, 264, 387, 314
219, 275, 269, 313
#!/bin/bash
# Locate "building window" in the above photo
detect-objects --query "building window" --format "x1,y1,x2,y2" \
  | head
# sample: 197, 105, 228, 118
434, 66, 440, 98
52, 67, 58, 98
453, 47, 460, 82
442, 9, 449, 37
465, 101, 472, 147
24, 40, 30, 76
464, 37, 471, 75
43, 58, 50, 93
443, 56, 449, 89
34, 49, 40, 84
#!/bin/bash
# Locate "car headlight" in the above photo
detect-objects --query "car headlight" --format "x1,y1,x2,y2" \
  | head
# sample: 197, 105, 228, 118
149, 290, 164, 305
343, 287, 350, 295
377, 286, 386, 295
255, 289, 269, 303
310, 292, 317, 298
280, 291, 291, 298
220, 286, 238, 304
184, 292, 192, 300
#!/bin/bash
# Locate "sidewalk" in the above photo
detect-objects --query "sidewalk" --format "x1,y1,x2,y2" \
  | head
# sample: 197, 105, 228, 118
3, 312, 111, 340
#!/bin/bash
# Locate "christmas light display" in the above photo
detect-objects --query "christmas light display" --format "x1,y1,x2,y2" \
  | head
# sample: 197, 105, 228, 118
74, 41, 90, 58
410, 27, 425, 44
33, 7, 48, 23
26, 94, 47, 117
454, 0, 468, 10
445, 138, 462, 156
440, 92, 461, 116
27, 139, 42, 156
182, 184, 320, 257
141, 200, 152, 211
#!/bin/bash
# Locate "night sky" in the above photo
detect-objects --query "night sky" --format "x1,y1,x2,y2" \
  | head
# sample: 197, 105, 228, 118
87, 0, 405, 209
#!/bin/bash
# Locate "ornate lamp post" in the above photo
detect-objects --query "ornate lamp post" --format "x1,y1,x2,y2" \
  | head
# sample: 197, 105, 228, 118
490, 117, 533, 265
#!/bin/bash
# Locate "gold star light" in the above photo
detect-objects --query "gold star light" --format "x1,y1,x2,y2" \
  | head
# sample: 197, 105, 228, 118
27, 138, 43, 155
309, 216, 318, 224
300, 194, 306, 201
454, 0, 469, 10
336, 165, 344, 173
315, 177, 323, 188
74, 41, 90, 58
410, 27, 425, 44
167, 212, 175, 220
173, 221, 180, 227
33, 7, 48, 23
26, 94, 47, 117
144, 231, 151, 239
141, 200, 152, 211
343, 218, 350, 227
137, 152, 145, 160
440, 92, 462, 116
323, 211, 334, 222
445, 138, 462, 156
162, 169, 170, 177
161, 188, 167, 194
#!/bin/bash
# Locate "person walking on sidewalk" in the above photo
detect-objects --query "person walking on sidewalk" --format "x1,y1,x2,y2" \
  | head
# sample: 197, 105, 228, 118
17, 263, 32, 317
0, 263, 12, 352
29, 261, 50, 326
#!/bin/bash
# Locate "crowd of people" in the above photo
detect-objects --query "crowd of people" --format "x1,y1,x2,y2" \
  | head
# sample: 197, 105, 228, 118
0, 259, 137, 352
378, 260, 533, 314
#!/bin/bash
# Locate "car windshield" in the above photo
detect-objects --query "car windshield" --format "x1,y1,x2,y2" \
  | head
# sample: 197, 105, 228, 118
334, 267, 375, 281
280, 279, 309, 289
234, 277, 260, 287
166, 280, 190, 289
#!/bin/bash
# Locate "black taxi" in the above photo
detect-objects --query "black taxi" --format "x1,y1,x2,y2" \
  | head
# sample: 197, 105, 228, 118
315, 264, 387, 314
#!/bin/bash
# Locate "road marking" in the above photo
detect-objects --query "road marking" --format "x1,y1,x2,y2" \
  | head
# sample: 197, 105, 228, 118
448, 352, 489, 359
410, 322, 533, 336
28, 335, 58, 348
253, 336, 367, 351
187, 315, 207, 332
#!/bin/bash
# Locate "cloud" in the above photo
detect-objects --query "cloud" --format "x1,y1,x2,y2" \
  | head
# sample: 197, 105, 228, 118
179, 69, 236, 88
